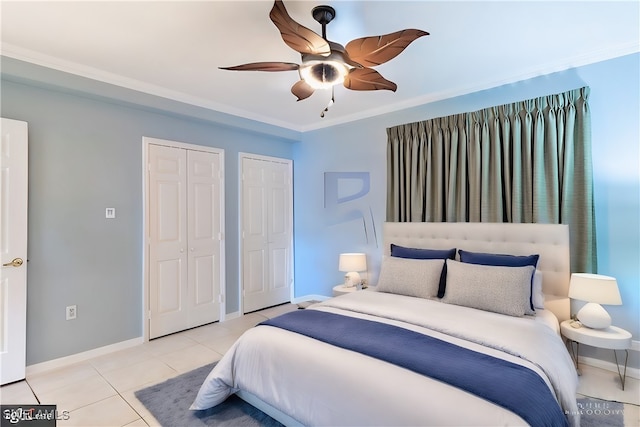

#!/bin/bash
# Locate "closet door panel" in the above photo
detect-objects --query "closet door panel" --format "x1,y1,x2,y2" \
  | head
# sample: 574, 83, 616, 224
187, 150, 221, 328
149, 144, 188, 338
242, 156, 292, 313
157, 259, 183, 313
242, 158, 269, 312
267, 161, 292, 302
192, 254, 214, 305
147, 141, 223, 339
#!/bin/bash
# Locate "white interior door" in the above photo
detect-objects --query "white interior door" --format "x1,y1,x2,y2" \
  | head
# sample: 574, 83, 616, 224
1, 118, 28, 385
148, 144, 189, 338
242, 158, 268, 313
241, 155, 292, 313
147, 139, 224, 339
186, 150, 222, 327
266, 161, 292, 305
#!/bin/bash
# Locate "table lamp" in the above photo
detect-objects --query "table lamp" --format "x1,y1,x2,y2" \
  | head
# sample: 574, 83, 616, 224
568, 273, 622, 329
339, 253, 367, 288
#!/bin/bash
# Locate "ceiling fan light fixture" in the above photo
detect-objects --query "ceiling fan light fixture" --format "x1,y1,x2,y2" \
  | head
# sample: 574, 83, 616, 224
220, 1, 429, 108
299, 60, 349, 90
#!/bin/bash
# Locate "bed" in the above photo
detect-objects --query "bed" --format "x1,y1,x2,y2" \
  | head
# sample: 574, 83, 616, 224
192, 222, 579, 426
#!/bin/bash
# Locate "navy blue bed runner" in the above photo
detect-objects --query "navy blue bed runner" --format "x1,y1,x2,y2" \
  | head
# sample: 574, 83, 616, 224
261, 310, 567, 427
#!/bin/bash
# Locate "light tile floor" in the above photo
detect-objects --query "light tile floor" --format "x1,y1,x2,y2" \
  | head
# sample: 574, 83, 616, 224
2, 303, 638, 426
1, 304, 297, 427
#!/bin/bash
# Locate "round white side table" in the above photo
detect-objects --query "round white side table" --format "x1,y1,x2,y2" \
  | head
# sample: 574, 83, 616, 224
332, 284, 358, 296
560, 319, 632, 390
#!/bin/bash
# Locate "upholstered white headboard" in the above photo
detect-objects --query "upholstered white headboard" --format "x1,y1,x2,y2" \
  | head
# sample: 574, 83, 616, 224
383, 222, 571, 321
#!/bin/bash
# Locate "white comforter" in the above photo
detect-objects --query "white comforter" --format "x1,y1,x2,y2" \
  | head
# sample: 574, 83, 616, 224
192, 291, 579, 426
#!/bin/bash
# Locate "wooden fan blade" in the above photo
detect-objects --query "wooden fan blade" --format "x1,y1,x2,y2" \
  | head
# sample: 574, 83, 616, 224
344, 68, 397, 92
270, 0, 330, 56
291, 79, 315, 101
328, 41, 364, 69
219, 62, 299, 72
345, 29, 429, 68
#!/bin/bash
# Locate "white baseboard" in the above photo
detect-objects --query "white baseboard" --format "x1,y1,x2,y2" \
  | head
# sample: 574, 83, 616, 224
224, 310, 241, 321
26, 337, 143, 377
579, 339, 640, 380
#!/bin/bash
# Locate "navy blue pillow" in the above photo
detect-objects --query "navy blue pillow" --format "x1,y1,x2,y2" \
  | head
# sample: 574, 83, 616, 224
391, 244, 456, 260
458, 250, 539, 268
458, 249, 539, 310
390, 244, 456, 298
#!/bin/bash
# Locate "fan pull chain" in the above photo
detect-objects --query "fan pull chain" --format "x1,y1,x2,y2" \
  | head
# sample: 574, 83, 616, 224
320, 88, 335, 118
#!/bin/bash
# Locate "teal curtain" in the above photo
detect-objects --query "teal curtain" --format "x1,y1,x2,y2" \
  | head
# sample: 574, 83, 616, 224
386, 87, 595, 272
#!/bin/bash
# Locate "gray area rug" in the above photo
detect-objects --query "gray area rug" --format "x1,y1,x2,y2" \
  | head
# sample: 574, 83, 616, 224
134, 363, 283, 426
136, 363, 624, 427
576, 397, 624, 427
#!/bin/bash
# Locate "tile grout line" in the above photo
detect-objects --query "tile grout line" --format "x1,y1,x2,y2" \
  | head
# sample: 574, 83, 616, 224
93, 356, 177, 426
24, 379, 41, 405
25, 364, 118, 425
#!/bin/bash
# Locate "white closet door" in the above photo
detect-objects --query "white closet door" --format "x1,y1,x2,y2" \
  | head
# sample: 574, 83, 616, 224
186, 150, 221, 328
148, 144, 189, 338
242, 158, 268, 313
266, 161, 292, 306
147, 140, 224, 339
242, 156, 292, 313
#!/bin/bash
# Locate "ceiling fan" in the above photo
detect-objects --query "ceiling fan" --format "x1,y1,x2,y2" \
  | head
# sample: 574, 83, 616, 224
220, 0, 429, 116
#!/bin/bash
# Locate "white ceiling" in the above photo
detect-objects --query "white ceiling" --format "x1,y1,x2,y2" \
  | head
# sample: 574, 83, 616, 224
1, 1, 638, 132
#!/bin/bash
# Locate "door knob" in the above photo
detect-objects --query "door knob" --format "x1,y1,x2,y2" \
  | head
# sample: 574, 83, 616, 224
3, 258, 23, 267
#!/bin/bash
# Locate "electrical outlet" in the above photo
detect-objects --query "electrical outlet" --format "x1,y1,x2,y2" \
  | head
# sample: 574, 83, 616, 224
66, 305, 77, 320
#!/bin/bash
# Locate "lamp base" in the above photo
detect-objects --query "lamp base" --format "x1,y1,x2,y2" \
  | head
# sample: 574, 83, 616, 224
344, 271, 361, 288
577, 302, 612, 329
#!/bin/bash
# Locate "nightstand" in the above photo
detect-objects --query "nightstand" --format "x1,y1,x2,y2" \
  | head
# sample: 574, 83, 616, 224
332, 284, 359, 296
560, 319, 632, 390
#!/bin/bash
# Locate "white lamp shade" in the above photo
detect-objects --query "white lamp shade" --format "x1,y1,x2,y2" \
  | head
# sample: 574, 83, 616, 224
339, 253, 367, 272
568, 273, 622, 305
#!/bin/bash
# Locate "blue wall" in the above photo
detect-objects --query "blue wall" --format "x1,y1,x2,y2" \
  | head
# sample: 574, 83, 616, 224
1, 78, 295, 365
294, 54, 640, 368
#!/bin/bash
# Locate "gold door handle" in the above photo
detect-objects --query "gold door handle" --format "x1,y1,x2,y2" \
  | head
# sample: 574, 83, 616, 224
3, 258, 23, 267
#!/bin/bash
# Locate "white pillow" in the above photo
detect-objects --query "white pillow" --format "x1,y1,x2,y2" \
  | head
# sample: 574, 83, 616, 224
443, 260, 534, 317
533, 270, 545, 309
376, 257, 444, 299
